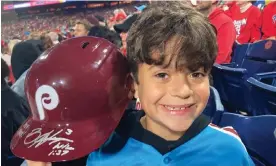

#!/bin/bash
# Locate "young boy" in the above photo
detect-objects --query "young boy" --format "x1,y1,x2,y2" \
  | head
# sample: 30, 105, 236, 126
88, 3, 254, 165
27, 2, 254, 166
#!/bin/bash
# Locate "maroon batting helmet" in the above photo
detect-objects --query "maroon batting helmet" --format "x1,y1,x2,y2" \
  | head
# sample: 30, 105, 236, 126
10, 37, 131, 162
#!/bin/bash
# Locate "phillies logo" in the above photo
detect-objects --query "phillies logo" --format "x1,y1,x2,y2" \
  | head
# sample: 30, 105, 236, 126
273, 14, 276, 24
233, 19, 247, 36
35, 85, 59, 120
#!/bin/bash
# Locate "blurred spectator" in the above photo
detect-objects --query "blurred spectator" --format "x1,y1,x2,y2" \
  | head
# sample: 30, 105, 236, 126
47, 32, 59, 45
113, 9, 128, 24
88, 25, 122, 48
226, 1, 261, 44
195, 0, 236, 64
1, 3, 145, 41
134, 5, 147, 13
11, 40, 43, 80
259, 1, 276, 40
114, 13, 139, 56
114, 14, 138, 34
2, 40, 19, 84
1, 58, 29, 166
1, 41, 11, 66
58, 33, 65, 42
222, 1, 239, 18
11, 40, 44, 99
41, 34, 54, 50
8, 39, 21, 55
1, 58, 10, 84
28, 32, 41, 40
86, 15, 100, 26
74, 19, 92, 37
95, 15, 106, 26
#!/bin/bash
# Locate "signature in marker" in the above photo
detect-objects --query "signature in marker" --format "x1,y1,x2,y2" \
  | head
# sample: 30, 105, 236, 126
24, 128, 73, 148
48, 142, 75, 156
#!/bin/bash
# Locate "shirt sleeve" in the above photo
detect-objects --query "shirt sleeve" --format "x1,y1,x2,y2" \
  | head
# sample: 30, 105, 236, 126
250, 9, 262, 42
261, 4, 276, 39
215, 22, 236, 64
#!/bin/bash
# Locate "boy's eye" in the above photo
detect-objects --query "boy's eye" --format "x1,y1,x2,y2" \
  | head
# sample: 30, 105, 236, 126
155, 73, 169, 79
190, 72, 206, 79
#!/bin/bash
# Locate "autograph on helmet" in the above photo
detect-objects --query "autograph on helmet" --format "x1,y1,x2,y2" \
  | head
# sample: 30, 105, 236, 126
24, 128, 75, 156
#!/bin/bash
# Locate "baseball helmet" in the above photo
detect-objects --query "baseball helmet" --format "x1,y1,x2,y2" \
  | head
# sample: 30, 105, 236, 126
11, 37, 132, 162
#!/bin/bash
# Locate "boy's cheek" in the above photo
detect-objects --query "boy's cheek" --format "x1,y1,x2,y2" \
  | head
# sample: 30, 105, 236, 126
193, 82, 210, 104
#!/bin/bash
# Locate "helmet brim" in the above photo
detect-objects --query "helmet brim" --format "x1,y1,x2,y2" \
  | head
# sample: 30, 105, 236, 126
10, 105, 126, 162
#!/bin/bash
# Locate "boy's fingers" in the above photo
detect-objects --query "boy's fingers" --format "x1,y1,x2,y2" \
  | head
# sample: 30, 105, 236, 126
26, 160, 52, 166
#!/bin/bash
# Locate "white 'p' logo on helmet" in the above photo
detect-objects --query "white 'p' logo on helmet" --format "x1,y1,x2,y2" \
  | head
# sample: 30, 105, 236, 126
35, 85, 59, 120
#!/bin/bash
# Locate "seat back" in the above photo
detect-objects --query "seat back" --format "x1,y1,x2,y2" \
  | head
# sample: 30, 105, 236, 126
218, 112, 276, 166
247, 73, 276, 115
241, 59, 276, 77
212, 64, 249, 112
231, 42, 250, 67
245, 40, 276, 61
241, 40, 276, 76
203, 87, 224, 124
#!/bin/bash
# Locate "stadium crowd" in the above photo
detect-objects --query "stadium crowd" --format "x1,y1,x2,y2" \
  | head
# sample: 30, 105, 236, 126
1, 1, 276, 166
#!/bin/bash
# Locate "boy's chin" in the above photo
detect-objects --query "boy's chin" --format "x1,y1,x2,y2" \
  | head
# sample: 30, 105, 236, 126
165, 121, 194, 133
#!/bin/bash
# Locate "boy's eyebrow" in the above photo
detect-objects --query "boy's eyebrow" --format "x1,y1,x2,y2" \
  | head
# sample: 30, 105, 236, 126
148, 65, 166, 71
148, 65, 156, 71
148, 63, 173, 71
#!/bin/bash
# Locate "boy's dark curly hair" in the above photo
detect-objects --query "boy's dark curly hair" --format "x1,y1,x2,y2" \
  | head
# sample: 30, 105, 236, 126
127, 2, 218, 83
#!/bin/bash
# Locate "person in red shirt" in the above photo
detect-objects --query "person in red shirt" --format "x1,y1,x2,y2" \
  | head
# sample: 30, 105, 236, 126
120, 33, 127, 56
226, 1, 261, 44
222, 1, 238, 18
260, 2, 276, 40
195, 0, 236, 64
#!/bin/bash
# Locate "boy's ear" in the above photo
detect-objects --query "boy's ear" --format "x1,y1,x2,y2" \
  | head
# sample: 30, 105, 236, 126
133, 82, 139, 99
129, 73, 139, 99
126, 73, 135, 99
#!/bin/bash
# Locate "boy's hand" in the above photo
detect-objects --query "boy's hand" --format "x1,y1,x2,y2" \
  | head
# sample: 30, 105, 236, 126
26, 160, 52, 166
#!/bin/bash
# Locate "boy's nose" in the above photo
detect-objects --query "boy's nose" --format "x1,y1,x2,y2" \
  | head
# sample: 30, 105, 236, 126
168, 76, 193, 99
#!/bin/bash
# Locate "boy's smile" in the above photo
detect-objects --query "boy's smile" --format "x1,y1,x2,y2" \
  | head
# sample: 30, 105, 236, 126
161, 104, 196, 116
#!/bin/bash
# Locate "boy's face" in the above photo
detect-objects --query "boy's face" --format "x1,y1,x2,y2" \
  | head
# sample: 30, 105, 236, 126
134, 37, 210, 139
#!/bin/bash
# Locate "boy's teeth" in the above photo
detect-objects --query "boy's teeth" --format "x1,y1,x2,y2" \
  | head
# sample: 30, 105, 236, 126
165, 106, 186, 110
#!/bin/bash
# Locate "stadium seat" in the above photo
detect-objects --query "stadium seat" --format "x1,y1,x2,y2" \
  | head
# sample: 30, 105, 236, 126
218, 112, 276, 166
241, 40, 276, 76
246, 40, 276, 61
241, 59, 276, 76
203, 87, 224, 125
230, 42, 251, 67
212, 62, 276, 114
212, 40, 276, 113
228, 40, 276, 68
212, 64, 250, 113
247, 72, 276, 115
